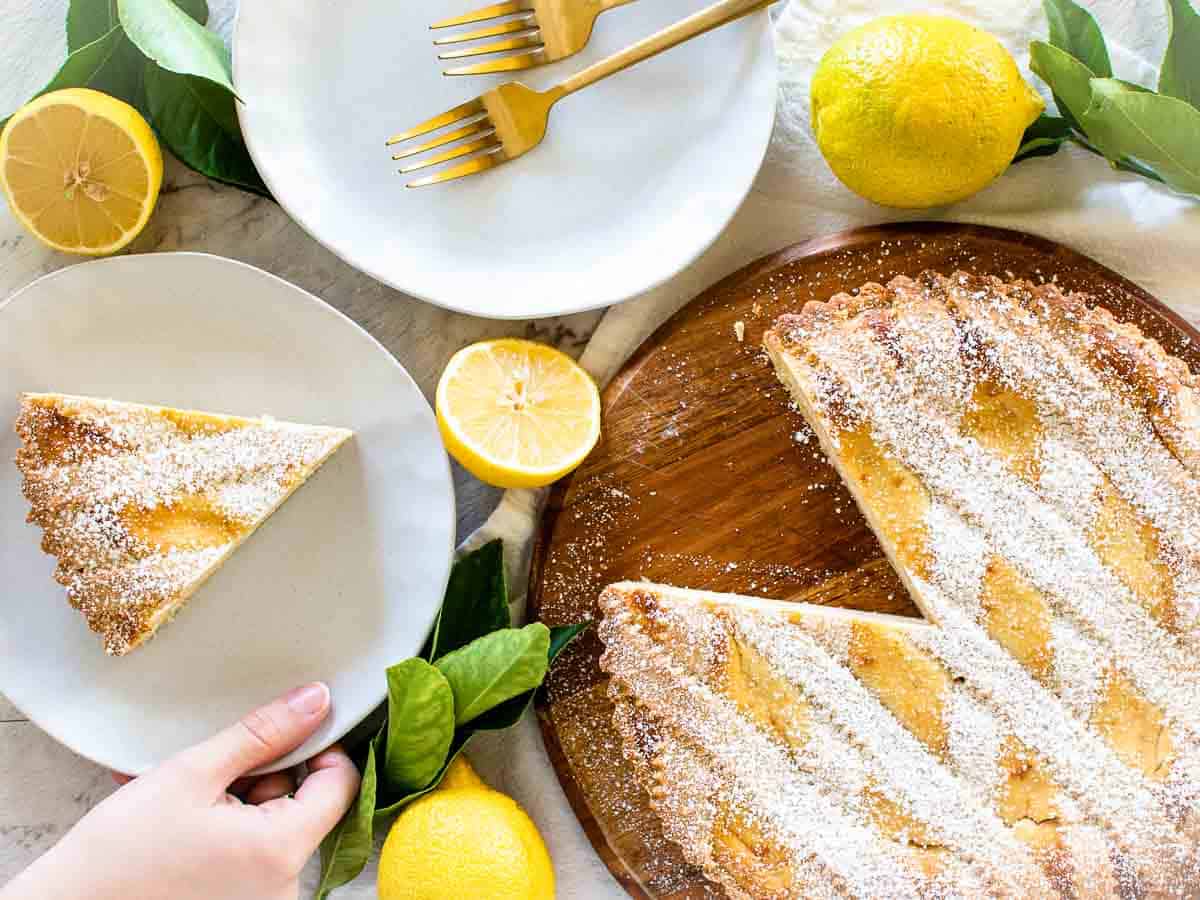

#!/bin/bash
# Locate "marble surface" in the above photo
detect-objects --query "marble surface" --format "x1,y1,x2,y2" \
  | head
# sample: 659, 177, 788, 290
0, 2, 802, 895
9, 0, 1200, 897
0, 0, 610, 889
0, 146, 797, 893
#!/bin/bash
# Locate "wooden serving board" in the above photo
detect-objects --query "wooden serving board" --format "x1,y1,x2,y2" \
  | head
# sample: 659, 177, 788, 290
527, 222, 1200, 899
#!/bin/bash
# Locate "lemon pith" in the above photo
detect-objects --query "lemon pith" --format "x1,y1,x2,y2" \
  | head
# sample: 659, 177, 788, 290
436, 338, 601, 489
810, 15, 1044, 209
377, 786, 555, 900
0, 88, 163, 255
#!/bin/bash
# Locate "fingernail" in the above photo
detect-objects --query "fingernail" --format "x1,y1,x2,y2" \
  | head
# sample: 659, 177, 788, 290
286, 682, 329, 716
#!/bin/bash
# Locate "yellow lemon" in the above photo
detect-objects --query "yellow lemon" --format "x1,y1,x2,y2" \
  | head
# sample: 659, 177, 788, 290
436, 338, 601, 489
810, 15, 1043, 208
438, 754, 485, 791
377, 787, 554, 900
0, 88, 163, 255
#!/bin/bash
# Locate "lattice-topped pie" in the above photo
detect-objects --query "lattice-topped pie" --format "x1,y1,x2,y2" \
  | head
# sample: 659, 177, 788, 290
15, 393, 352, 655
598, 272, 1200, 898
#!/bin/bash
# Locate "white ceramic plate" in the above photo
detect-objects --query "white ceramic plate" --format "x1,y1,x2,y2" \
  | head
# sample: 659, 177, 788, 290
0, 254, 455, 775
233, 0, 776, 319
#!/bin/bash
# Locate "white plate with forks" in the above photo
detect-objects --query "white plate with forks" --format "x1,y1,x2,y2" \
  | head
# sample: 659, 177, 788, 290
233, 0, 776, 319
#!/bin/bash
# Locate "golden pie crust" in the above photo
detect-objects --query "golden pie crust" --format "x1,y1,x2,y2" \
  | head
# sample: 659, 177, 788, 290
14, 393, 351, 655
598, 272, 1200, 898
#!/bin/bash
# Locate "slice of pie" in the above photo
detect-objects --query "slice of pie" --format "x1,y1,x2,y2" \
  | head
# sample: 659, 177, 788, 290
14, 393, 352, 655
598, 272, 1200, 897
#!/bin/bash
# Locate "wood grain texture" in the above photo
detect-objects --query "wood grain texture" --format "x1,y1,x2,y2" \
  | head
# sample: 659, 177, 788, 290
528, 222, 1200, 899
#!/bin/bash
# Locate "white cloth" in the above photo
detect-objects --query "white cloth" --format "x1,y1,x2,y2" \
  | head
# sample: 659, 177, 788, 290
348, 2, 1200, 897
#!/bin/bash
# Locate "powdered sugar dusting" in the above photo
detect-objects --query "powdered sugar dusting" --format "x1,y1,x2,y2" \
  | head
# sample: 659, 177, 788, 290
15, 394, 350, 654
596, 271, 1200, 897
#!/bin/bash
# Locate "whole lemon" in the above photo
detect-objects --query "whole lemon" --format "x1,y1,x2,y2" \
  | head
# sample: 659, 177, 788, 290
377, 786, 554, 900
810, 15, 1043, 208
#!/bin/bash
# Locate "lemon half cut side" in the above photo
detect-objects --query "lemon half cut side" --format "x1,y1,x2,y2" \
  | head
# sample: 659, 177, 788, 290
0, 88, 163, 255
436, 338, 602, 489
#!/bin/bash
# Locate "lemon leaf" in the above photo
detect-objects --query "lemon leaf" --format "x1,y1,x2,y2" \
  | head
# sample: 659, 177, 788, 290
0, 27, 125, 128
118, 0, 234, 96
1161, 0, 1200, 109
1042, 0, 1112, 77
62, 0, 208, 114
372, 622, 587, 824
68, 0, 205, 51
1029, 40, 1099, 138
315, 737, 377, 900
1013, 113, 1073, 162
435, 623, 550, 726
373, 731, 473, 823
468, 622, 590, 732
1082, 78, 1200, 194
383, 659, 456, 795
424, 540, 510, 662
142, 62, 269, 196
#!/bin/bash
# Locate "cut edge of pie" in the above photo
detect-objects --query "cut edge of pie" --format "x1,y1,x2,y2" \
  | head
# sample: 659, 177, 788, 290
597, 270, 1200, 897
15, 392, 353, 655
599, 581, 1067, 900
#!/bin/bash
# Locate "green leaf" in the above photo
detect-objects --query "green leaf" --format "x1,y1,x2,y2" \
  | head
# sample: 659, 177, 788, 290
1161, 0, 1200, 109
373, 731, 473, 823
425, 540, 510, 661
1042, 0, 1112, 77
435, 623, 550, 726
66, 2, 144, 103
142, 62, 269, 196
1013, 113, 1074, 162
118, 0, 234, 95
315, 737, 377, 900
65, 0, 209, 107
1082, 78, 1200, 194
371, 622, 587, 825
469, 622, 590, 732
548, 621, 589, 660
1029, 41, 1098, 134
68, 0, 205, 51
382, 659, 455, 795
1, 27, 126, 128
68, 0, 119, 50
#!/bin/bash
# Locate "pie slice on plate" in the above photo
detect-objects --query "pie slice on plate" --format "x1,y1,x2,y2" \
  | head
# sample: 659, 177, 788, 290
14, 393, 352, 655
598, 272, 1200, 897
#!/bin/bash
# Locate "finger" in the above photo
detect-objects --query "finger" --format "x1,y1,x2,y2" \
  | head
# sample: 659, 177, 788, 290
244, 770, 297, 805
111, 772, 134, 786
166, 682, 331, 795
259, 744, 359, 850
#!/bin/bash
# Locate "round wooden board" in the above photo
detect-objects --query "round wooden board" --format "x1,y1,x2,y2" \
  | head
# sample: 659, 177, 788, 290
528, 222, 1200, 899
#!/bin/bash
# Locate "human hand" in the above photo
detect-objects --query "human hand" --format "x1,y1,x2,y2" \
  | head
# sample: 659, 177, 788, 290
1, 682, 359, 900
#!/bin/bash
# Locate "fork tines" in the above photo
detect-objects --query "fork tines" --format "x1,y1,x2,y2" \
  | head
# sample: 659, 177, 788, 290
386, 99, 506, 187
429, 0, 549, 76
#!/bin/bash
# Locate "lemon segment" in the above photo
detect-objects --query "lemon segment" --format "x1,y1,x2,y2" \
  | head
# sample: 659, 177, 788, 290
0, 88, 163, 255
810, 15, 1044, 209
436, 338, 601, 489
377, 786, 555, 900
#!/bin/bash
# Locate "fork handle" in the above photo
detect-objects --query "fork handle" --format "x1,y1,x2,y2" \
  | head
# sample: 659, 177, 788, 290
550, 0, 770, 98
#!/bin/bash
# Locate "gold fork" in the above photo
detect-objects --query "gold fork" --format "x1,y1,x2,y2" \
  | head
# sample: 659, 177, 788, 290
388, 0, 769, 187
431, 0, 638, 76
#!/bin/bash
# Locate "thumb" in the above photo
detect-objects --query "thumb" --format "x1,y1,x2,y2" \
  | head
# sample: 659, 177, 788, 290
167, 682, 332, 794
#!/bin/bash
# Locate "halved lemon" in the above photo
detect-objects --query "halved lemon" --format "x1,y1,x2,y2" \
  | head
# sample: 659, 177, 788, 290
436, 339, 601, 489
0, 88, 163, 255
